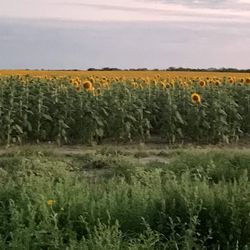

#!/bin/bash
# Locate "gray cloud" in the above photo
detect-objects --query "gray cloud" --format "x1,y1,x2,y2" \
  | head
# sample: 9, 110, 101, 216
64, 3, 140, 12
145, 0, 230, 7
144, 0, 250, 11
153, 0, 226, 4
1, 0, 250, 23
60, 1, 250, 23
62, 2, 222, 13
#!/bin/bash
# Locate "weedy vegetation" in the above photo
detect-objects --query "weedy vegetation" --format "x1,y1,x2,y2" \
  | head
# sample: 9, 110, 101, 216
0, 71, 250, 249
0, 147, 249, 249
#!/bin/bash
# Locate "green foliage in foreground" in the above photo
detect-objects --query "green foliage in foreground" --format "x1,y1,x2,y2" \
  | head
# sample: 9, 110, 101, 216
0, 150, 250, 249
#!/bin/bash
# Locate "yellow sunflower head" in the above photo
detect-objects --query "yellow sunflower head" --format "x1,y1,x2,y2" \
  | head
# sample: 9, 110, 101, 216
240, 78, 245, 83
76, 85, 81, 92
88, 76, 95, 84
159, 82, 166, 89
199, 80, 206, 87
83, 80, 93, 91
191, 93, 201, 104
131, 81, 138, 88
165, 83, 171, 88
215, 80, 221, 86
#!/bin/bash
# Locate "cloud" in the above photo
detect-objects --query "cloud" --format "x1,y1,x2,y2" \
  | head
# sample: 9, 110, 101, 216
65, 3, 140, 12
147, 0, 227, 6
0, 18, 250, 69
145, 0, 234, 7
0, 1, 249, 69
1, 0, 250, 23
238, 0, 250, 3
58, 1, 250, 23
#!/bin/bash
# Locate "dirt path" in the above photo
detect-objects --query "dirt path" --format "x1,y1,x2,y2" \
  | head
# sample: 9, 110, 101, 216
1, 143, 249, 166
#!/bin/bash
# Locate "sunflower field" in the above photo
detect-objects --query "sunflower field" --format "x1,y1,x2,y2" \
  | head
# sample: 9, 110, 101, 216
0, 74, 249, 145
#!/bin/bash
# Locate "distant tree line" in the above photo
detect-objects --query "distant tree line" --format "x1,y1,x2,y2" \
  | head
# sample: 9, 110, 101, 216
87, 67, 250, 73
28, 67, 250, 73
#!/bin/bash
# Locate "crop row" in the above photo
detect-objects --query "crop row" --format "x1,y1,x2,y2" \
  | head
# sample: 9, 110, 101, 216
0, 75, 249, 145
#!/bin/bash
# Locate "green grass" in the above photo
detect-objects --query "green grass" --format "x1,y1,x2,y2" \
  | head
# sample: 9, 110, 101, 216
0, 146, 250, 249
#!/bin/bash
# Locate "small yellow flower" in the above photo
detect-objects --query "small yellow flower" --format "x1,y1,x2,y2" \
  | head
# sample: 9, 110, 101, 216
47, 199, 56, 206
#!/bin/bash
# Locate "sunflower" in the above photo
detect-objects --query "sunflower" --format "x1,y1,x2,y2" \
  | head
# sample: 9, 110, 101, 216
131, 81, 138, 88
76, 85, 81, 92
92, 88, 101, 96
152, 79, 157, 86
240, 78, 245, 83
83, 80, 93, 91
88, 76, 95, 84
246, 78, 250, 84
74, 77, 81, 84
199, 80, 206, 87
215, 80, 221, 86
159, 82, 166, 89
165, 83, 171, 88
191, 93, 201, 104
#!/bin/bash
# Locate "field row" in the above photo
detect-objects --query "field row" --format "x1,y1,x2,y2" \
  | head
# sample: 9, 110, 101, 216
0, 75, 249, 145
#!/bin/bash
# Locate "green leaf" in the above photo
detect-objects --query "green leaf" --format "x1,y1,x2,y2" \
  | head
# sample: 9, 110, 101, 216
95, 128, 104, 137
15, 125, 23, 134
175, 111, 184, 125
42, 114, 53, 121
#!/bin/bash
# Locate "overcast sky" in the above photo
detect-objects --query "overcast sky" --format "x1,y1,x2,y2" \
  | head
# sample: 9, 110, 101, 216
0, 0, 250, 69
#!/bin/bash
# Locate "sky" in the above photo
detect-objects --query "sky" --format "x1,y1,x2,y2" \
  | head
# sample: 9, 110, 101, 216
0, 0, 250, 69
